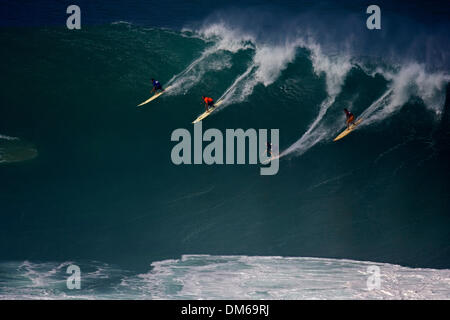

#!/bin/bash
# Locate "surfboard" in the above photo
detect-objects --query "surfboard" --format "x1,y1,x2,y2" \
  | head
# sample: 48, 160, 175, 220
261, 153, 281, 164
137, 85, 172, 107
333, 118, 363, 141
192, 100, 224, 124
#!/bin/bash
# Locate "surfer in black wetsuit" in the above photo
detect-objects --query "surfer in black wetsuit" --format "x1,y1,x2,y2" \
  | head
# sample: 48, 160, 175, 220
344, 108, 355, 129
266, 142, 272, 157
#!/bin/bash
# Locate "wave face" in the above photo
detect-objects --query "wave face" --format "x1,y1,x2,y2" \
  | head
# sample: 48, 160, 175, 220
1, 256, 449, 300
0, 0, 450, 299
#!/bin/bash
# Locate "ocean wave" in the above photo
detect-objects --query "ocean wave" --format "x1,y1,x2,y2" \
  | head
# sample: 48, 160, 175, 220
1, 256, 449, 300
280, 41, 352, 157
166, 23, 255, 95
280, 61, 449, 158
167, 47, 234, 96
169, 22, 353, 112
137, 13, 449, 146
156, 15, 449, 158
218, 41, 300, 106
359, 63, 449, 126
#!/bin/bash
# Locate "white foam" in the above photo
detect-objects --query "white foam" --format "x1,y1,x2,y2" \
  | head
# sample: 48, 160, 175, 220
168, 23, 301, 107
170, 23, 353, 116
361, 63, 449, 126
196, 23, 255, 53
218, 64, 255, 105
281, 97, 338, 157
280, 43, 352, 157
166, 24, 256, 96
1, 256, 448, 299
167, 48, 232, 95
129, 255, 450, 300
217, 39, 300, 106
308, 44, 352, 97
280, 59, 449, 158
0, 135, 21, 163
228, 43, 298, 103
253, 44, 298, 86
0, 134, 19, 141
0, 261, 125, 300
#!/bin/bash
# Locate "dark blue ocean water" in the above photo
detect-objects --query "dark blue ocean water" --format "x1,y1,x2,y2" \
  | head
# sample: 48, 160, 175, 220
0, 0, 449, 299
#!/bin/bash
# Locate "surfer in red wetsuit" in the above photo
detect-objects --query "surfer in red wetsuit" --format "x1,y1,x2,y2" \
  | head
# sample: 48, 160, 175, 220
344, 108, 355, 129
202, 96, 215, 112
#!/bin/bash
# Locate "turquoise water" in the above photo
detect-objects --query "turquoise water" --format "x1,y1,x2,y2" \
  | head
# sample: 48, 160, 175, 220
0, 1, 449, 299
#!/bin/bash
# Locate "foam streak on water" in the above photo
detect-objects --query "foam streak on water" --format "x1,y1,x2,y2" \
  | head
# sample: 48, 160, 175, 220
0, 134, 19, 141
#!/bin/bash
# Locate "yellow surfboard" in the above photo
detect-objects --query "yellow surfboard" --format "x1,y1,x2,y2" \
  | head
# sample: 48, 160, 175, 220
192, 100, 224, 124
137, 85, 172, 107
333, 118, 363, 141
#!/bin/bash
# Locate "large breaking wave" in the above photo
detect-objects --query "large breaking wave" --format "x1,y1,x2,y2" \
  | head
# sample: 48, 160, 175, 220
151, 13, 449, 159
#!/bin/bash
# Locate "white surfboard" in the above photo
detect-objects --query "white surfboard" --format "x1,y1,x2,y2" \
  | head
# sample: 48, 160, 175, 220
137, 85, 172, 107
261, 153, 281, 164
192, 100, 224, 124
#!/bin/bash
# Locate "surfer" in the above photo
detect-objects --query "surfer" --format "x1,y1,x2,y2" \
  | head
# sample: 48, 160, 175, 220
151, 78, 164, 94
265, 142, 272, 157
344, 108, 355, 129
202, 96, 215, 112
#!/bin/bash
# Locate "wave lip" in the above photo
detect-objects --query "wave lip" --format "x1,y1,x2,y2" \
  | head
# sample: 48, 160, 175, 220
280, 61, 449, 159
360, 63, 450, 127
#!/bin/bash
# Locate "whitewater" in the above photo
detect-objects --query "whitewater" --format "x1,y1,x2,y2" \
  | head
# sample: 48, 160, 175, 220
1, 256, 449, 300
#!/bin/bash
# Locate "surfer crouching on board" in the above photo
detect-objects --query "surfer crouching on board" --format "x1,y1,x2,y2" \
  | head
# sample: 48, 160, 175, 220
344, 108, 355, 129
151, 78, 164, 94
202, 96, 215, 112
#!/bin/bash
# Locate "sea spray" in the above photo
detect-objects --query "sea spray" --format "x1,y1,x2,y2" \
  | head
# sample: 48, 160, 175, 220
360, 63, 449, 126
280, 43, 352, 157
167, 23, 255, 95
